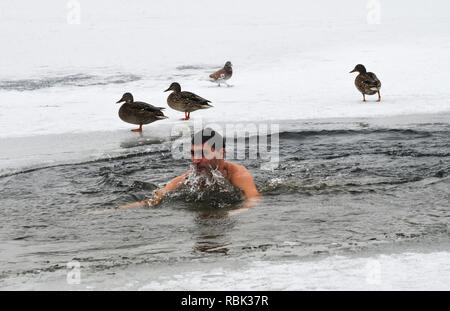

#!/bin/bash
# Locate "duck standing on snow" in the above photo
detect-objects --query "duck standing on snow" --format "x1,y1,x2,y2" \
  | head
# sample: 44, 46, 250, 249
116, 92, 167, 132
164, 82, 213, 120
350, 64, 381, 102
209, 61, 233, 87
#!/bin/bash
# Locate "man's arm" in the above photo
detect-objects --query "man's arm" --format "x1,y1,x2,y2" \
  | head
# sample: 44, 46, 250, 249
119, 171, 191, 209
228, 164, 261, 215
229, 164, 260, 199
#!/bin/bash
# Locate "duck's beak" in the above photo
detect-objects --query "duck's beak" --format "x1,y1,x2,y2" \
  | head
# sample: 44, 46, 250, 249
116, 98, 124, 104
349, 69, 356, 73
164, 87, 171, 92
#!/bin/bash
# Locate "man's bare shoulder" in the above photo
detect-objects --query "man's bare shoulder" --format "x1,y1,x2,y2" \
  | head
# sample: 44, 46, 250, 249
225, 162, 252, 178
224, 162, 260, 198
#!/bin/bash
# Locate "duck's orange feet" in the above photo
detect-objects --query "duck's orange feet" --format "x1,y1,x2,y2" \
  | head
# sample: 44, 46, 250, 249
377, 91, 381, 102
180, 112, 190, 120
131, 124, 143, 132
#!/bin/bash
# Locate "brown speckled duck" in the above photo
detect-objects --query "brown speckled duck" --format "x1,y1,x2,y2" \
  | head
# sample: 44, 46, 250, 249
164, 82, 213, 120
209, 61, 233, 87
350, 64, 381, 102
116, 92, 167, 132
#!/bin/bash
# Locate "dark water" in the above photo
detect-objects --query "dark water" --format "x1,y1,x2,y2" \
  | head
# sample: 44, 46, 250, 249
1, 119, 450, 285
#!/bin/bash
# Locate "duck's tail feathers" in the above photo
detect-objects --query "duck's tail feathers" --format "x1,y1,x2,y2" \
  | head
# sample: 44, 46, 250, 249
156, 115, 169, 119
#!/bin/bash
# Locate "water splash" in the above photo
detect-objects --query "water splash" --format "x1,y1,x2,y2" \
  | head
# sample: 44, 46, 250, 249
167, 167, 243, 208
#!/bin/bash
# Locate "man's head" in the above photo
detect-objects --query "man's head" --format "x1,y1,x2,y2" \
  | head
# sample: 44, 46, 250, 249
191, 128, 226, 172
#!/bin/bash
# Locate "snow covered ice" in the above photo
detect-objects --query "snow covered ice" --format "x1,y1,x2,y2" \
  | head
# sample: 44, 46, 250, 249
2, 0, 450, 138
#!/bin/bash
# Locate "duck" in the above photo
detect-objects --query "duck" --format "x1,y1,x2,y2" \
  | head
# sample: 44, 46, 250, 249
209, 61, 233, 87
116, 92, 167, 132
350, 64, 381, 102
164, 82, 213, 120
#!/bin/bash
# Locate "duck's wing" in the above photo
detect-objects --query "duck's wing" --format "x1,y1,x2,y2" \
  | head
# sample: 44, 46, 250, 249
133, 101, 166, 112
209, 68, 227, 80
130, 102, 167, 121
357, 73, 381, 92
181, 91, 211, 104
367, 72, 381, 88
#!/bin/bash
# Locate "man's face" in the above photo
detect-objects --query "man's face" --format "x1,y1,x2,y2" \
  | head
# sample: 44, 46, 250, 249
191, 143, 224, 172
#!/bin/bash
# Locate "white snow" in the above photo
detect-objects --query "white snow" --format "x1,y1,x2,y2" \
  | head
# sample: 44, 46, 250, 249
5, 250, 450, 290
136, 252, 450, 291
1, 0, 450, 138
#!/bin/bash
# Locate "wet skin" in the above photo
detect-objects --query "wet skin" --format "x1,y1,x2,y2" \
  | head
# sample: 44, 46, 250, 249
120, 143, 261, 213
